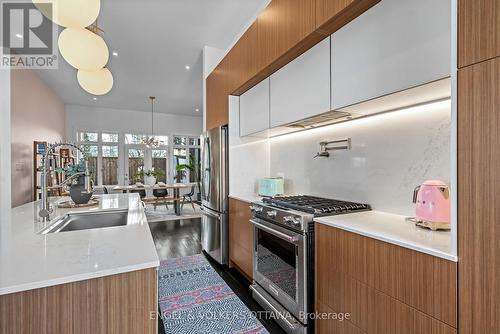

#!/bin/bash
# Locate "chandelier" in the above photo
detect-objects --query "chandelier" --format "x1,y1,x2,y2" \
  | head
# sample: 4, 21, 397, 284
141, 96, 160, 148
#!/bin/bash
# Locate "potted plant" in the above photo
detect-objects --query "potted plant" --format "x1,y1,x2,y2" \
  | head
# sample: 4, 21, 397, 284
174, 155, 201, 198
56, 159, 93, 204
137, 168, 165, 186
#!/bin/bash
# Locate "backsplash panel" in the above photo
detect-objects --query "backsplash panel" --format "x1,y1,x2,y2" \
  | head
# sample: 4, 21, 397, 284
269, 100, 451, 216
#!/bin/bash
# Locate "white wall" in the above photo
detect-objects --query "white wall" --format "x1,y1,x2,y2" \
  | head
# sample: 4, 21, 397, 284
0, 68, 11, 219
65, 104, 203, 142
269, 100, 451, 216
11, 69, 65, 207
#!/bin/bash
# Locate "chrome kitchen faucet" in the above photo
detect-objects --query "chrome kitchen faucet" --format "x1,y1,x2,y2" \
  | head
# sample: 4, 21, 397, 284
38, 143, 92, 220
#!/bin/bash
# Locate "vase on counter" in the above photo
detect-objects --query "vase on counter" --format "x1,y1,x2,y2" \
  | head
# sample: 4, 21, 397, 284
145, 176, 156, 186
70, 175, 93, 205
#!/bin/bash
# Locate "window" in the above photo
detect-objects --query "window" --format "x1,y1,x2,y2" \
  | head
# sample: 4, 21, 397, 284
102, 133, 118, 143
79, 132, 98, 142
102, 146, 118, 185
152, 150, 167, 183
173, 136, 187, 146
188, 147, 201, 183
79, 144, 98, 185
189, 137, 199, 146
75, 131, 197, 186
125, 134, 146, 145
76, 131, 119, 186
172, 135, 200, 183
128, 149, 145, 184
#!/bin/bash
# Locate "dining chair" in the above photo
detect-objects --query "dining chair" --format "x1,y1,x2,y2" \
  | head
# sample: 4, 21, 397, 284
131, 188, 146, 199
152, 188, 170, 211
180, 185, 196, 212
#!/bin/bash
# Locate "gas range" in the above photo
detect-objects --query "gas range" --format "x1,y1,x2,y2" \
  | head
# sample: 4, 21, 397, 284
251, 195, 371, 233
250, 195, 370, 334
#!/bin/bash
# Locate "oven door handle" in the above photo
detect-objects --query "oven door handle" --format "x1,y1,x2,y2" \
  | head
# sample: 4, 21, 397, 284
249, 285, 301, 331
250, 219, 301, 244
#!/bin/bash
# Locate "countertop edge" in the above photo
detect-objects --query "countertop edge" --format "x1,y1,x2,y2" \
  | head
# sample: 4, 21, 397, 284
314, 218, 458, 262
229, 194, 262, 203
0, 260, 160, 296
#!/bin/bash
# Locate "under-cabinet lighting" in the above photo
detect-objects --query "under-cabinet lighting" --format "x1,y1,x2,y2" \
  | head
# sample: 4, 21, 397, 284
269, 99, 451, 143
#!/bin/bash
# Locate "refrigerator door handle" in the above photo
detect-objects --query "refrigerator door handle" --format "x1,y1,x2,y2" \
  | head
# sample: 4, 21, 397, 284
200, 206, 220, 219
201, 136, 211, 202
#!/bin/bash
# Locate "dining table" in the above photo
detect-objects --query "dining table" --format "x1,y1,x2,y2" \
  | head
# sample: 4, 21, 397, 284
113, 183, 196, 216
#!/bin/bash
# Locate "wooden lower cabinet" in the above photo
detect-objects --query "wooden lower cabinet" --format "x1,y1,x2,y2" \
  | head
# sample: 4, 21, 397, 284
0, 268, 157, 334
315, 224, 457, 333
229, 198, 253, 279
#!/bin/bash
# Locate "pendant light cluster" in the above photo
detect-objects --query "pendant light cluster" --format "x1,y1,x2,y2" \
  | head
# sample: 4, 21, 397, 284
142, 96, 160, 148
33, 0, 113, 96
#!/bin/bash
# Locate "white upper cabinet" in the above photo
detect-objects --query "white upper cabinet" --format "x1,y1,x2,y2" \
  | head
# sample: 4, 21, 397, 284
239, 78, 270, 137
331, 0, 451, 110
270, 37, 331, 127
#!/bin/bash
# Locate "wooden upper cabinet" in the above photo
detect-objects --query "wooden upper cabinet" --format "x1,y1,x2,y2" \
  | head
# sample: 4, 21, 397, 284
206, 58, 231, 130
270, 37, 331, 127
459, 0, 500, 68
205, 72, 218, 130
227, 22, 260, 93
240, 78, 270, 136
315, 0, 380, 34
331, 0, 451, 110
316, 0, 355, 28
257, 0, 315, 69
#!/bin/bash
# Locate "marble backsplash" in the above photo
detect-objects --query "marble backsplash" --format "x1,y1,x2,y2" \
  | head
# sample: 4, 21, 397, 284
269, 100, 451, 216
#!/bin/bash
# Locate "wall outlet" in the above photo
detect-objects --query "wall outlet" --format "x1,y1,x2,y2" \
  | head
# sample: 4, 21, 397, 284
15, 161, 26, 171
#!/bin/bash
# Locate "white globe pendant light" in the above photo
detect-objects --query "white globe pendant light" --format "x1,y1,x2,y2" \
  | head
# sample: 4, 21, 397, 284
33, 0, 100, 28
77, 68, 113, 95
58, 28, 109, 71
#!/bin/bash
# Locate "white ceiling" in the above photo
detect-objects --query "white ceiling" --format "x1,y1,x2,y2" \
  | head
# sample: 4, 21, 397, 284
36, 0, 268, 116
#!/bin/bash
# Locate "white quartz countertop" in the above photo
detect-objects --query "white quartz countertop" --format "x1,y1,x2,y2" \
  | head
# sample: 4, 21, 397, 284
229, 194, 264, 204
0, 194, 159, 295
314, 211, 457, 262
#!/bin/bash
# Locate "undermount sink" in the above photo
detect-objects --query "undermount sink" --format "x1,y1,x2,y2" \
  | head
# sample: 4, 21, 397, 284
40, 209, 129, 234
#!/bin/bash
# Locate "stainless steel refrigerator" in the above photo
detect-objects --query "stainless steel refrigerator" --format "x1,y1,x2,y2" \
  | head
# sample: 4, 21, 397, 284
200, 125, 228, 265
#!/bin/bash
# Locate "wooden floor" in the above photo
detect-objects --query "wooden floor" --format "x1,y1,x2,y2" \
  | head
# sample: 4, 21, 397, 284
148, 218, 202, 260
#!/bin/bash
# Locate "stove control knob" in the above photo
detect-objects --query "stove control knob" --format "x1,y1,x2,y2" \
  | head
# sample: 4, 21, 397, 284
266, 210, 277, 218
284, 216, 301, 227
250, 205, 263, 213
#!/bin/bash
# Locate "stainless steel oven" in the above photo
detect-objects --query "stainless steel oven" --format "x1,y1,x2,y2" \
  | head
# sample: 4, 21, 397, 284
252, 217, 307, 320
249, 196, 369, 334
249, 203, 315, 334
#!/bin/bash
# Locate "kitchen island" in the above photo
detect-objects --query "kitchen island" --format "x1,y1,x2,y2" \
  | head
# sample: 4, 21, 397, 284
0, 193, 159, 333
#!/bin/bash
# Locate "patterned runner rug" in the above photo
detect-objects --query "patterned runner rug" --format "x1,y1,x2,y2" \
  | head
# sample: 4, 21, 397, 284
158, 254, 269, 334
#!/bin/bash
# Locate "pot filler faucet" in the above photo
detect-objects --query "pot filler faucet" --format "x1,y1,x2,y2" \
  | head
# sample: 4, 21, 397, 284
38, 143, 92, 220
314, 138, 352, 158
